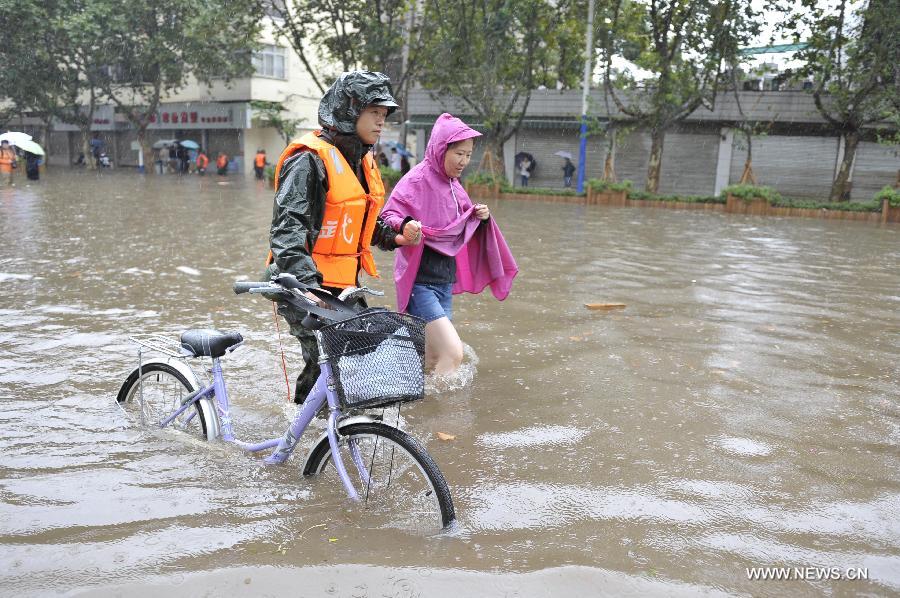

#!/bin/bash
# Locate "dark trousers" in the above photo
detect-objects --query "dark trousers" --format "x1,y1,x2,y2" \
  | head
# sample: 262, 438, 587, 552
254, 166, 264, 179
278, 286, 367, 404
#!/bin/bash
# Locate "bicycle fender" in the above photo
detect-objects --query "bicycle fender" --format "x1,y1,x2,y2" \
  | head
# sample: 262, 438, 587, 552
123, 356, 204, 391
301, 414, 382, 473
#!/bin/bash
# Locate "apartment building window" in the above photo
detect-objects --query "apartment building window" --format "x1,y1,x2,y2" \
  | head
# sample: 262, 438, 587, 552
253, 45, 287, 79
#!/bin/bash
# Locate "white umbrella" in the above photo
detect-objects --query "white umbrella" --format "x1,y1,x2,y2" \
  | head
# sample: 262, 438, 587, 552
554, 150, 573, 160
15, 139, 44, 156
152, 138, 178, 149
0, 131, 32, 145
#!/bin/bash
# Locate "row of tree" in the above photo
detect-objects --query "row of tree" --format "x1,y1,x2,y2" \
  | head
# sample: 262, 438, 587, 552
1, 0, 897, 198
0, 0, 263, 170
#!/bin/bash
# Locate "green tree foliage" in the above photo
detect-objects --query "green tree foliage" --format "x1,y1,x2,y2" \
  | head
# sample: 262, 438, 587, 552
91, 0, 263, 173
250, 100, 305, 144
777, 0, 899, 201
0, 0, 109, 166
419, 0, 584, 173
603, 0, 758, 193
1, 0, 261, 171
266, 0, 433, 145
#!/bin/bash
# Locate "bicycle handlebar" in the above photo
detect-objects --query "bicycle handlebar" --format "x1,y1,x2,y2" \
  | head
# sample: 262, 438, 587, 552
233, 281, 268, 294
232, 274, 370, 325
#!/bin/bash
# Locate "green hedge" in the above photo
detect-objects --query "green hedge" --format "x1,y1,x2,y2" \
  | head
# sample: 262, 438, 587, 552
720, 183, 884, 212
264, 165, 276, 185
769, 197, 882, 212
465, 171, 512, 192
379, 166, 402, 186
875, 185, 900, 208
628, 190, 724, 204
505, 186, 582, 197
721, 184, 782, 202
587, 178, 633, 193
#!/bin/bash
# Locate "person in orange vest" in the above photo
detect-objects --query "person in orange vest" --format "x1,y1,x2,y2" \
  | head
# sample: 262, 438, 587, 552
265, 71, 421, 404
216, 152, 228, 175
195, 150, 210, 175
253, 149, 267, 179
0, 140, 18, 186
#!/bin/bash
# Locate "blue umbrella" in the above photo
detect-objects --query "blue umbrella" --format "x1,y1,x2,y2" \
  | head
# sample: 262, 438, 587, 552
385, 140, 411, 157
177, 139, 200, 150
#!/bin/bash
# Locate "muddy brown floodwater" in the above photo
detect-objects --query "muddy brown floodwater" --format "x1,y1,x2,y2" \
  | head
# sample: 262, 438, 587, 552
0, 171, 898, 597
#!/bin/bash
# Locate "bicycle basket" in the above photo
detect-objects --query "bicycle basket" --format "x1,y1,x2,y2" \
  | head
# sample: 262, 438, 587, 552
317, 309, 426, 409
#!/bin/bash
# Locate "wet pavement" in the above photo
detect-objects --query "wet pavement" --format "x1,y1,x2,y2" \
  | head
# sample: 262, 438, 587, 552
0, 170, 898, 596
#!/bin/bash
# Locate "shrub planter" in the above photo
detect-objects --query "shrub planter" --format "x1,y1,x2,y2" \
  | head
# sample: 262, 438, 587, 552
501, 191, 584, 204
588, 189, 628, 206
466, 183, 499, 199
726, 193, 769, 215
883, 198, 900, 224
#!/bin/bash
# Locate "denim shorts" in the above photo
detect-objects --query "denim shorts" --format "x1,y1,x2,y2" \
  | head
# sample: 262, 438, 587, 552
407, 283, 453, 322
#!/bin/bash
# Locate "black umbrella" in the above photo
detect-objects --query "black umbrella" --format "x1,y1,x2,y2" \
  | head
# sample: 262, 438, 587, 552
514, 151, 536, 173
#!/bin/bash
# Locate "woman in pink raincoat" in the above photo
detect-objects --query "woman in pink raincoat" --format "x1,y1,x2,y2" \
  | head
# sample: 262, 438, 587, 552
381, 113, 518, 374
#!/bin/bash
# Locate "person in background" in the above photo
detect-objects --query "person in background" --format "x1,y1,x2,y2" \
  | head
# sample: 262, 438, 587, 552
389, 147, 401, 170
254, 148, 267, 179
562, 157, 576, 188
196, 150, 209, 175
380, 113, 518, 375
400, 154, 411, 175
168, 144, 178, 173
154, 147, 166, 174
176, 144, 189, 174
0, 140, 18, 185
24, 151, 40, 181
216, 152, 228, 175
377, 151, 389, 168
519, 156, 531, 187
90, 133, 104, 168
265, 70, 419, 404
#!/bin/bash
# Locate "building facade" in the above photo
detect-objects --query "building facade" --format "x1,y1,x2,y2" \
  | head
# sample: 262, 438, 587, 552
19, 20, 325, 175
406, 88, 899, 201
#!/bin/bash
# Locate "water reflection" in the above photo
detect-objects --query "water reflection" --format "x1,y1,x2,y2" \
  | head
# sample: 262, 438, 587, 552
0, 171, 898, 596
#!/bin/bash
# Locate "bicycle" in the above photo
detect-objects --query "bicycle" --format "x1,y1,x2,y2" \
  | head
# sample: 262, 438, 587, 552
115, 273, 455, 531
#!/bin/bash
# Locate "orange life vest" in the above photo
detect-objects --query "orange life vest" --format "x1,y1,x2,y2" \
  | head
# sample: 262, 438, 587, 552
216, 154, 228, 168
0, 147, 15, 171
196, 153, 209, 169
254, 153, 266, 168
267, 131, 385, 288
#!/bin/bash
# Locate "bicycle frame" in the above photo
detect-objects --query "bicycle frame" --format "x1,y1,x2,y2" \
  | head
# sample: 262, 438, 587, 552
167, 356, 365, 501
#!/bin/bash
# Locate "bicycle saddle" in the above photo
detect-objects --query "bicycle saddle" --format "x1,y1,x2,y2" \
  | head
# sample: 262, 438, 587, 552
180, 329, 243, 358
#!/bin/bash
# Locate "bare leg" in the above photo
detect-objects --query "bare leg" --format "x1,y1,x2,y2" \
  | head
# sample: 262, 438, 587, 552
424, 317, 464, 375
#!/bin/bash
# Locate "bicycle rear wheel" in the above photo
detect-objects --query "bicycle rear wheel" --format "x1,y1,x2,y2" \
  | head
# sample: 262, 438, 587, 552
303, 422, 455, 531
116, 363, 210, 440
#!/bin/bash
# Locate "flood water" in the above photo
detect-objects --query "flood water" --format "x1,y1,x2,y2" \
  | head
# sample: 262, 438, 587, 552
1, 171, 898, 597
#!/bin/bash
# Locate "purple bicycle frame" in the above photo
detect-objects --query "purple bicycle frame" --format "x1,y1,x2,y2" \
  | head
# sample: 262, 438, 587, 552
163, 357, 363, 501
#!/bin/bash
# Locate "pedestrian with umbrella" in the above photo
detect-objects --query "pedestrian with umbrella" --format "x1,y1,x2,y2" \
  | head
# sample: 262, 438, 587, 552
15, 139, 45, 181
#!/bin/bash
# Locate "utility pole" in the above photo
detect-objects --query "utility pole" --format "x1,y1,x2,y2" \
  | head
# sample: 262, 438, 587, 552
398, 1, 417, 149
577, 0, 596, 194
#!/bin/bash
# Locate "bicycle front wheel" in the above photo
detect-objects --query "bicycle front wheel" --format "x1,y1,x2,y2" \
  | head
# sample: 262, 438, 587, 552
303, 422, 455, 531
116, 362, 211, 440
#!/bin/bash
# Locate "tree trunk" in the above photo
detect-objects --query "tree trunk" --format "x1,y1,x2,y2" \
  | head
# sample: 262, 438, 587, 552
646, 130, 665, 194
478, 136, 504, 178
79, 126, 95, 170
830, 130, 859, 202
41, 121, 53, 167
603, 129, 617, 182
137, 126, 152, 176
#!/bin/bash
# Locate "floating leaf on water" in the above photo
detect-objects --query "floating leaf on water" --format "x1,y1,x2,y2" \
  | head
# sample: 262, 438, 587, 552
585, 303, 626, 310
436, 431, 456, 441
